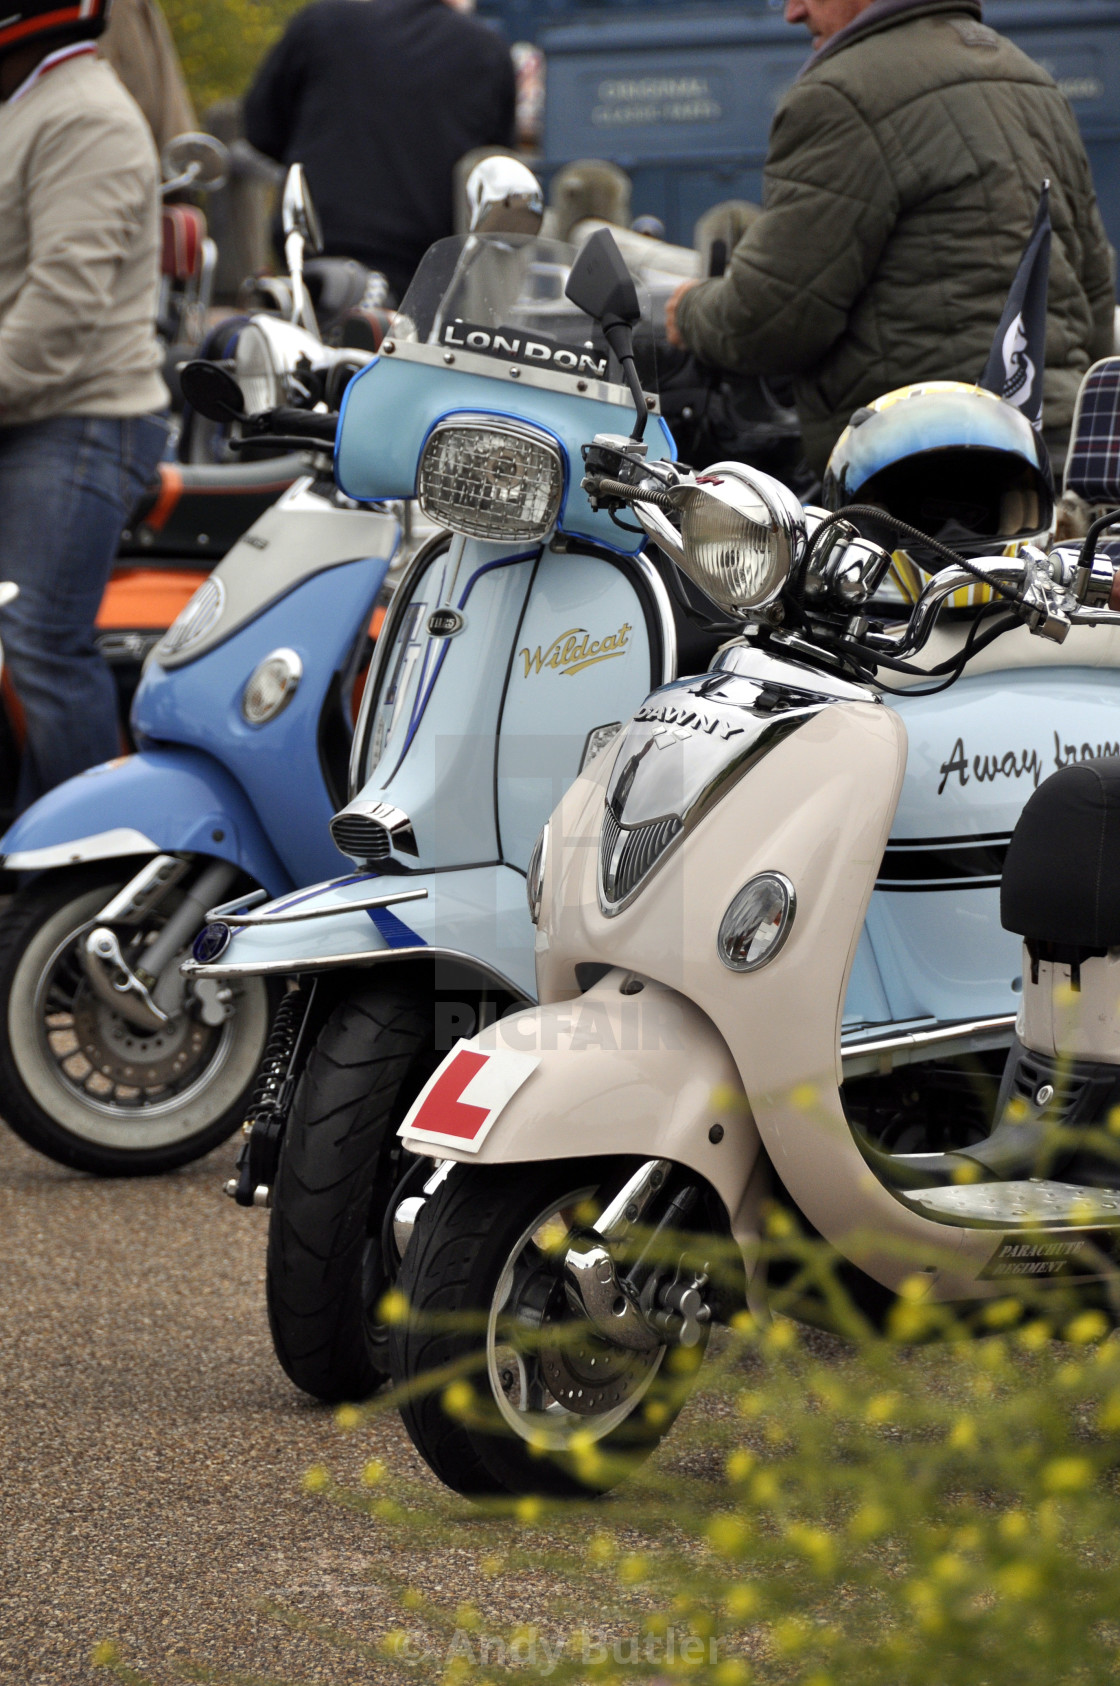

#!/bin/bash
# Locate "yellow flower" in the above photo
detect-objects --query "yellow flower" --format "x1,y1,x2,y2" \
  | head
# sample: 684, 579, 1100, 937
750, 1470, 779, 1505
713, 1661, 752, 1685
301, 1463, 330, 1493
91, 1642, 119, 1668
442, 1380, 473, 1416
771, 1617, 809, 1656
726, 1449, 756, 1483
334, 1404, 361, 1431
1066, 1310, 1109, 1345
587, 1531, 615, 1563
617, 1553, 649, 1584
786, 1523, 836, 1574
377, 1288, 410, 1324
982, 1297, 1023, 1329
360, 1458, 387, 1487
998, 1511, 1030, 1543
706, 1515, 751, 1558
515, 1495, 543, 1524
864, 1392, 899, 1425
1018, 1320, 1052, 1351
1097, 1391, 1120, 1431
996, 1562, 1043, 1600
931, 1553, 968, 1587
948, 1417, 977, 1450
1041, 1456, 1093, 1494
849, 1502, 889, 1541
723, 1584, 759, 1619
790, 1083, 818, 1111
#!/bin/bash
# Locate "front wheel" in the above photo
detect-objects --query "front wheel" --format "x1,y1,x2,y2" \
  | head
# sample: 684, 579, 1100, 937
0, 864, 272, 1176
265, 985, 435, 1404
391, 1159, 708, 1499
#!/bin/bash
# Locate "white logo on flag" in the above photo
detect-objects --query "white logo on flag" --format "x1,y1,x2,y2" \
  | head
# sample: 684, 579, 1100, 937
1001, 313, 1035, 409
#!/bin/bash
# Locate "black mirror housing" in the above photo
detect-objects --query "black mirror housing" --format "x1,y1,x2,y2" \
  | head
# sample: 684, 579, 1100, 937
179, 360, 246, 423
565, 227, 641, 330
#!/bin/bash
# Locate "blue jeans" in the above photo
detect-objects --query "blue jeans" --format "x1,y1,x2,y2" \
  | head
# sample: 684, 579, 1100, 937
0, 413, 168, 810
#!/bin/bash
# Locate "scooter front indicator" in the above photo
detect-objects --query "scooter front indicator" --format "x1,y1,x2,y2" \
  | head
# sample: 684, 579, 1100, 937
717, 872, 796, 972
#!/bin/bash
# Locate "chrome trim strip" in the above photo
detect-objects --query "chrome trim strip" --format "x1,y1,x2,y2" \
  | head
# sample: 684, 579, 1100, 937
380, 336, 660, 414
841, 1014, 1017, 1079
347, 528, 454, 800
1, 827, 159, 872
183, 943, 532, 999
206, 888, 269, 920
212, 887, 427, 927
628, 549, 677, 687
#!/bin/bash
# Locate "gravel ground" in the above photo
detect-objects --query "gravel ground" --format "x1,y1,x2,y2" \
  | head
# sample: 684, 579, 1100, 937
0, 1123, 464, 1686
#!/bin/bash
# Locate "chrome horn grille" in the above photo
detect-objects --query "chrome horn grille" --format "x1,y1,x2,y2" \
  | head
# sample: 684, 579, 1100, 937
329, 800, 418, 864
599, 805, 682, 913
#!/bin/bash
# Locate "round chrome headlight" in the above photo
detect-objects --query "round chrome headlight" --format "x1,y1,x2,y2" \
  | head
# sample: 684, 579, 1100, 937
233, 321, 282, 416
673, 462, 805, 616
233, 316, 331, 416
718, 872, 796, 972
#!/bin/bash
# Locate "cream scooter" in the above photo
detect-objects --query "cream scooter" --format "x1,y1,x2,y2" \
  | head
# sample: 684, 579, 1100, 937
387, 375, 1120, 1497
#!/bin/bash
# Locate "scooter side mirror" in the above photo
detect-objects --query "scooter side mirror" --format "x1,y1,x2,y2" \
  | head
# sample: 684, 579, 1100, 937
465, 155, 544, 236
161, 131, 230, 194
565, 227, 641, 333
565, 228, 647, 440
281, 164, 324, 256
179, 361, 246, 423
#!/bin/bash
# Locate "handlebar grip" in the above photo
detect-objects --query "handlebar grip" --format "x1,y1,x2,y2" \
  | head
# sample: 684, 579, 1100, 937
267, 408, 338, 443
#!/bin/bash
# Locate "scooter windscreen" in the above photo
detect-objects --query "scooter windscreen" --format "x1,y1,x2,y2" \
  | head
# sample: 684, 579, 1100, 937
390, 232, 658, 398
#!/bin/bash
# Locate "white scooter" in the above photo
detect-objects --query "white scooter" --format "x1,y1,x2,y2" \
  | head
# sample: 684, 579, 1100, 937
388, 363, 1120, 1497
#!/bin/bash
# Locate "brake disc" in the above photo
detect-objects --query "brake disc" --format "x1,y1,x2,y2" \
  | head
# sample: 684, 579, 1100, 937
71, 990, 216, 1089
538, 1319, 659, 1416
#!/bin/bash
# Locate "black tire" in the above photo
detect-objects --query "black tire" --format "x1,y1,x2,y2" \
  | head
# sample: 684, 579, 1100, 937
0, 863, 273, 1176
266, 985, 435, 1404
391, 1158, 707, 1499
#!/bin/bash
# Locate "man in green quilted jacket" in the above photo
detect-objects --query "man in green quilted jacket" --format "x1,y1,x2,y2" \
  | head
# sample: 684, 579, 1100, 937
666, 0, 1115, 476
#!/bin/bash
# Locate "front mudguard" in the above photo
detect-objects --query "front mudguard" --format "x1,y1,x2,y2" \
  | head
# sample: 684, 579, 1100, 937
182, 862, 539, 1001
399, 969, 761, 1229
0, 746, 291, 893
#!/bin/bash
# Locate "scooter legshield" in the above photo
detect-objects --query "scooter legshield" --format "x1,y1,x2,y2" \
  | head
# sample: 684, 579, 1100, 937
396, 969, 759, 1224
0, 746, 291, 892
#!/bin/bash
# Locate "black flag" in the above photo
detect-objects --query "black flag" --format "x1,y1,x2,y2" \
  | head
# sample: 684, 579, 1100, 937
979, 181, 1051, 429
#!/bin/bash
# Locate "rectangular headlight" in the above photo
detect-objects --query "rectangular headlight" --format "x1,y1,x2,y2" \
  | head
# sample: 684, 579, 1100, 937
417, 419, 564, 542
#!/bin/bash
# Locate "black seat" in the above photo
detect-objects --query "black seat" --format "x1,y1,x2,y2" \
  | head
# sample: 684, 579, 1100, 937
1001, 757, 1120, 949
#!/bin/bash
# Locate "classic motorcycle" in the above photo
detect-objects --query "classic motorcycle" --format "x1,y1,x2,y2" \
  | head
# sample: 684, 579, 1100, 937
181, 193, 735, 1404
385, 338, 1120, 1496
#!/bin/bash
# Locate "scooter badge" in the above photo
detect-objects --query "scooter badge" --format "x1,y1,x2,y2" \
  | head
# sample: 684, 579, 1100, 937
427, 608, 465, 638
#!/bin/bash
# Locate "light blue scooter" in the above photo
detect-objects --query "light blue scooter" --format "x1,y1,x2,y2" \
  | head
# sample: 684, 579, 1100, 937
180, 182, 704, 1403
0, 463, 399, 1177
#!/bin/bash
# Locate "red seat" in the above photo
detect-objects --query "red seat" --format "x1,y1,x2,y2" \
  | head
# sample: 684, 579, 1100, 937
160, 205, 207, 280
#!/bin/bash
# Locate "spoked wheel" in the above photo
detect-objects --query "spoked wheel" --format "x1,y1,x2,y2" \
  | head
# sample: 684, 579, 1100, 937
0, 865, 272, 1175
266, 985, 436, 1404
391, 1159, 709, 1499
